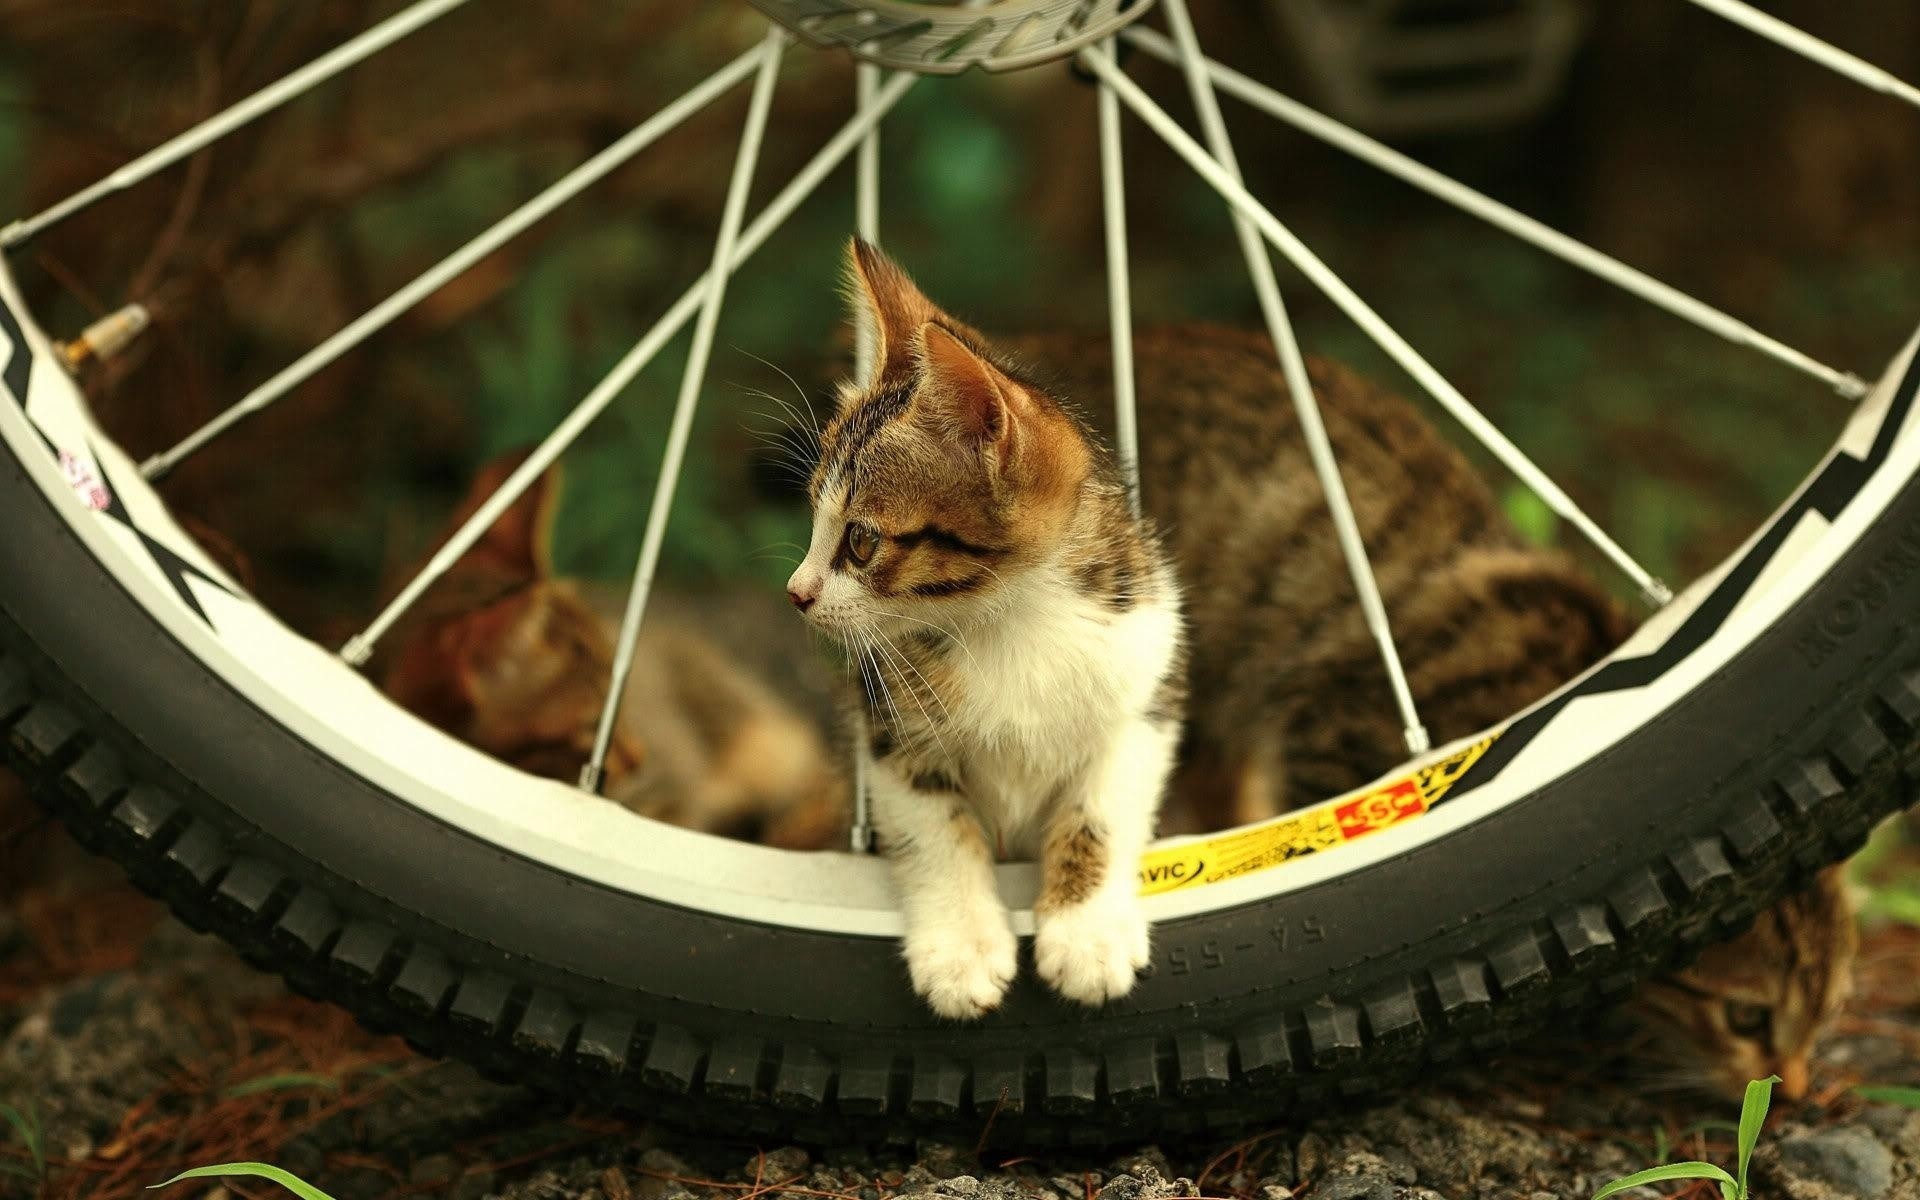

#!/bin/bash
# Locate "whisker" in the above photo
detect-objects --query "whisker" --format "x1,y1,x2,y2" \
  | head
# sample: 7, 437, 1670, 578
737, 388, 822, 464
876, 630, 954, 726
867, 632, 950, 761
868, 605, 978, 667
736, 347, 824, 447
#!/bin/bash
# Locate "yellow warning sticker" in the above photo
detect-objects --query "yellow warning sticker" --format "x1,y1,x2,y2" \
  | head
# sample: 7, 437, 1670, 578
1136, 734, 1497, 897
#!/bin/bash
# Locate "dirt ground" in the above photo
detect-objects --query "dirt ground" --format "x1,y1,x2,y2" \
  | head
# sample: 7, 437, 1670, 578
3, 814, 1918, 1200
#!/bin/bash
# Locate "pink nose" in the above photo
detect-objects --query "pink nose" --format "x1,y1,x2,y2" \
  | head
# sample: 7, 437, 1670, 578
787, 587, 816, 612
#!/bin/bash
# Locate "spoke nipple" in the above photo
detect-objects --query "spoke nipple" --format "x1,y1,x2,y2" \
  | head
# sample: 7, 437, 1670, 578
136, 454, 170, 482
1641, 579, 1675, 608
1403, 724, 1431, 756
338, 634, 375, 668
0, 221, 27, 249
1834, 372, 1873, 401
55, 304, 151, 373
577, 762, 604, 795
848, 823, 874, 855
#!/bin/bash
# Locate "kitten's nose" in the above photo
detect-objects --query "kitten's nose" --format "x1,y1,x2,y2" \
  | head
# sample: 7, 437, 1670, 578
787, 567, 822, 612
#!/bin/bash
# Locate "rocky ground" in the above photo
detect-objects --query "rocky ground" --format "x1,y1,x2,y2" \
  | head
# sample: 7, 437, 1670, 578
2, 827, 1917, 1200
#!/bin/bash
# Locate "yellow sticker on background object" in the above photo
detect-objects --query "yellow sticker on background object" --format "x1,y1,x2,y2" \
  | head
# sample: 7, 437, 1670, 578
1136, 734, 1497, 897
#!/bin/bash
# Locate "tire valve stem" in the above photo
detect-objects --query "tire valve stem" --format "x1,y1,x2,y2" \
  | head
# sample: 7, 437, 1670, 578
55, 303, 151, 373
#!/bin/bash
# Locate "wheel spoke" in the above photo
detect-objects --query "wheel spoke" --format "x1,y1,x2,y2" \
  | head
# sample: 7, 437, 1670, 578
1159, 0, 1427, 754
850, 61, 884, 856
1683, 0, 1920, 110
1121, 26, 1870, 401
0, 0, 480, 249
583, 29, 788, 792
854, 62, 883, 382
1080, 48, 1673, 608
1094, 42, 1142, 517
137, 43, 771, 482
338, 66, 923, 670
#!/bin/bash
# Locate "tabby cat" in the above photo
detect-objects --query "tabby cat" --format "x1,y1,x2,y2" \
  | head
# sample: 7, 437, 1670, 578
995, 325, 1633, 827
378, 450, 843, 848
1626, 866, 1857, 1102
787, 240, 1186, 1017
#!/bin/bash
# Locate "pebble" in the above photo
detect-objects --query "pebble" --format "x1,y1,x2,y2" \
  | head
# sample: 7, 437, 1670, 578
1311, 1177, 1395, 1200
1774, 1126, 1894, 1199
917, 1143, 974, 1180
752, 1147, 812, 1183
1095, 1168, 1195, 1200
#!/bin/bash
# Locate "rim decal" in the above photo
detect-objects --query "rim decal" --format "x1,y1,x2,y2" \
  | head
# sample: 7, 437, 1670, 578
1443, 349, 1920, 802
0, 290, 31, 401
0, 291, 233, 623
1136, 734, 1497, 896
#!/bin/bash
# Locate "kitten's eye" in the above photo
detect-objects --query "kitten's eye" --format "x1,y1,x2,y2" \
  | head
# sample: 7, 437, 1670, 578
1725, 1002, 1771, 1037
843, 523, 880, 567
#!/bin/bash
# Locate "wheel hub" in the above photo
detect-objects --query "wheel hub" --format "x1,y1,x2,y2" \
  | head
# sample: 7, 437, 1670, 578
747, 0, 1155, 74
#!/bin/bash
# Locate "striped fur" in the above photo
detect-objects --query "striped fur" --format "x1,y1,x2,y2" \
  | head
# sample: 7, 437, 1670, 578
990, 326, 1632, 833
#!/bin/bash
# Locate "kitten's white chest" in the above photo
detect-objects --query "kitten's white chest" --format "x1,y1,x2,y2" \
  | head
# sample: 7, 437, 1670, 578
943, 580, 1179, 840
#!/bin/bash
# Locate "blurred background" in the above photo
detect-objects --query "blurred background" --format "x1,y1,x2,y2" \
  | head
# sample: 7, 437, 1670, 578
1, 0, 1916, 640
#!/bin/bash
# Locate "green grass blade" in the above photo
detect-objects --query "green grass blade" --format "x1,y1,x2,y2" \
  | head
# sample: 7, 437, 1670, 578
1856, 1085, 1920, 1109
1736, 1075, 1781, 1196
149, 1163, 340, 1200
0, 1101, 43, 1178
1593, 1162, 1740, 1200
223, 1072, 341, 1098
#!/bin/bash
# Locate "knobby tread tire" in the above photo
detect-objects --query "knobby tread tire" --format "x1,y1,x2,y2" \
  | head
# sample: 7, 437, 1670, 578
2, 435, 1917, 1147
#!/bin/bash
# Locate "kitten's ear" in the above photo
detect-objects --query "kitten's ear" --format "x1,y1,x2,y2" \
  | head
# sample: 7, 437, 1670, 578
844, 237, 938, 389
447, 449, 561, 581
914, 322, 1017, 451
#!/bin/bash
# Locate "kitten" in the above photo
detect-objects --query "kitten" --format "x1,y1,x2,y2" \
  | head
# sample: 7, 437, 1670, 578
1626, 867, 1857, 1102
379, 450, 844, 848
787, 240, 1186, 1018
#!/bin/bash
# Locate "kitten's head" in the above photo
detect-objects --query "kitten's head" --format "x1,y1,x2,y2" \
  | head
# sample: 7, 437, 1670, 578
1628, 867, 1856, 1102
380, 451, 644, 783
785, 239, 1096, 635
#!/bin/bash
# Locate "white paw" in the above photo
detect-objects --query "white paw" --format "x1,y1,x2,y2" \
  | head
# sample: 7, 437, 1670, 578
1034, 898, 1150, 1007
904, 908, 1018, 1020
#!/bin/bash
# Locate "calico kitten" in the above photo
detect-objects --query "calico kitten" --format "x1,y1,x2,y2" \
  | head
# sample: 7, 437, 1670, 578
379, 450, 843, 847
787, 240, 1186, 1018
1627, 867, 1857, 1102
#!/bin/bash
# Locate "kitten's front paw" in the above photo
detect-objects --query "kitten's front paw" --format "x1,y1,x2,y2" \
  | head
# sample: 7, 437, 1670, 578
904, 910, 1018, 1020
1035, 898, 1151, 1007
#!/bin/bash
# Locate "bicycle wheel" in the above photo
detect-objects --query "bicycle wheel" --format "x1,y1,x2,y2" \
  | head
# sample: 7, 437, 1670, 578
3, 0, 1918, 1147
